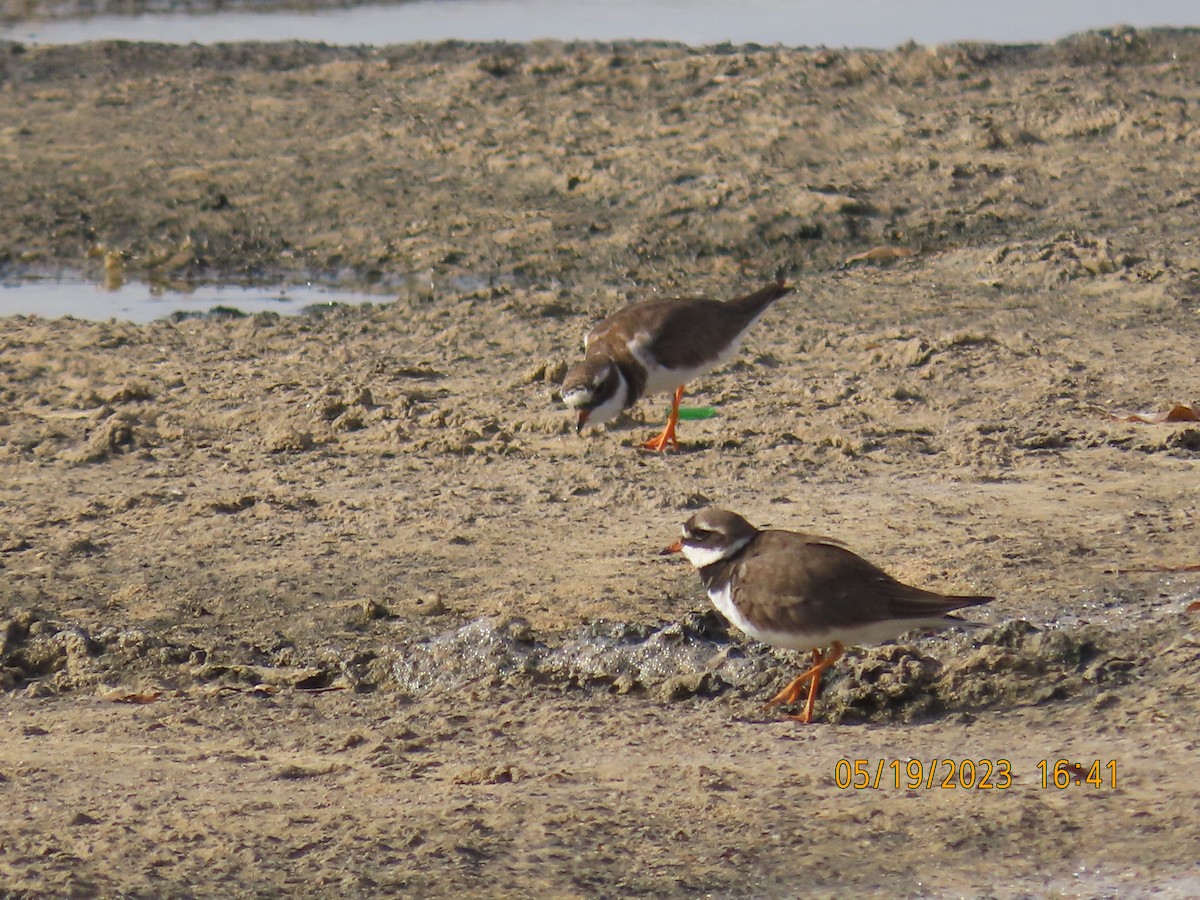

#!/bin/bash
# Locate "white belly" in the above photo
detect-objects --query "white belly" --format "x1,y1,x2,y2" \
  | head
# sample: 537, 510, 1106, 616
629, 332, 741, 398
706, 582, 959, 652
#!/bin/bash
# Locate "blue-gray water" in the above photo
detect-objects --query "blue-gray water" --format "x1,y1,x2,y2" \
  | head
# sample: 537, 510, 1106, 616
2, 0, 1196, 48
0, 280, 380, 323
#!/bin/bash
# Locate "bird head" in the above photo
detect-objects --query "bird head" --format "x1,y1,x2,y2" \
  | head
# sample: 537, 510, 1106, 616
662, 507, 758, 569
560, 359, 627, 433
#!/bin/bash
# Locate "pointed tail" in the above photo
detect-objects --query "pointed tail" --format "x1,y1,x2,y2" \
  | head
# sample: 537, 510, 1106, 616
726, 279, 792, 321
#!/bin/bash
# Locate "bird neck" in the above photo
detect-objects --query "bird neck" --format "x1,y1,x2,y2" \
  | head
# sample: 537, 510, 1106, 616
692, 535, 754, 588
611, 359, 643, 408
697, 557, 738, 593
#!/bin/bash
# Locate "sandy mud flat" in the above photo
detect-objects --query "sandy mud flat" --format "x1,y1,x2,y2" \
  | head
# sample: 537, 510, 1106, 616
1, 25, 1199, 897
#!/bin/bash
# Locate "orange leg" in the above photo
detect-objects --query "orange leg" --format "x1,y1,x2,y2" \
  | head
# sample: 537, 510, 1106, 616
641, 386, 684, 452
764, 642, 845, 725
765, 648, 826, 711
800, 648, 824, 725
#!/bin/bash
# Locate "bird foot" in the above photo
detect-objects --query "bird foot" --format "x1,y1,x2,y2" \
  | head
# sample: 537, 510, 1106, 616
640, 430, 681, 452
763, 644, 844, 724
764, 681, 809, 709
640, 385, 684, 452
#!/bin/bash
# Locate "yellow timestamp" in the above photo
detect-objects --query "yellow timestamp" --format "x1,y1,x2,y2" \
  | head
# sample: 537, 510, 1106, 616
1037, 759, 1117, 789
833, 758, 1119, 790
833, 758, 1013, 790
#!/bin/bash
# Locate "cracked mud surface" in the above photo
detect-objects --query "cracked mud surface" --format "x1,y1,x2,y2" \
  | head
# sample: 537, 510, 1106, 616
2, 27, 1200, 897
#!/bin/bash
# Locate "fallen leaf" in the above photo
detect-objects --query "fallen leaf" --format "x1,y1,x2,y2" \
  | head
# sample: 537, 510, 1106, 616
1187, 601, 1200, 614
844, 246, 918, 266
100, 688, 163, 704
1109, 402, 1199, 424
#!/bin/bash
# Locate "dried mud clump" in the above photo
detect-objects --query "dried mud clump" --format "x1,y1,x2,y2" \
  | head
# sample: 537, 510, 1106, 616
1, 609, 99, 693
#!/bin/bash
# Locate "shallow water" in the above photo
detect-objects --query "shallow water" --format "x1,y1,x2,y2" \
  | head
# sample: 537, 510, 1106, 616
0, 279, 382, 322
2, 0, 1197, 48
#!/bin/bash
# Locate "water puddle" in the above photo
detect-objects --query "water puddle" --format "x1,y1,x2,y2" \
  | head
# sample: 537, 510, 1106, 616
0, 278, 384, 323
1, 0, 1195, 49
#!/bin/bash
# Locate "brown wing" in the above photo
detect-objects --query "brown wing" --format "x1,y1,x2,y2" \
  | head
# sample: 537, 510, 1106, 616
731, 531, 991, 634
644, 282, 788, 367
585, 284, 787, 372
584, 298, 723, 367
643, 298, 754, 371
